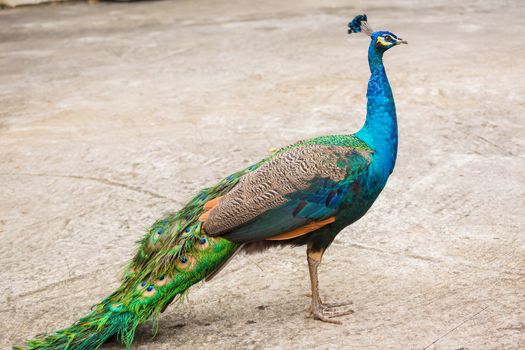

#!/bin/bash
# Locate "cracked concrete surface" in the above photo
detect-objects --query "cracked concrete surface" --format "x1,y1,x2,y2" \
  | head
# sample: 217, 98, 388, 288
1, 0, 524, 349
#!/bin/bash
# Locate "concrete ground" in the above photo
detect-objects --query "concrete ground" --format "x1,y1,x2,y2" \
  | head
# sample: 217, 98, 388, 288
1, 0, 524, 349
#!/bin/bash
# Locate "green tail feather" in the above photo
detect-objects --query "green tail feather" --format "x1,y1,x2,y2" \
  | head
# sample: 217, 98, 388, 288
15, 233, 239, 350
15, 167, 249, 350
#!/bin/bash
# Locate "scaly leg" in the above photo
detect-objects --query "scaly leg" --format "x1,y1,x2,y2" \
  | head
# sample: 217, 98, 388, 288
306, 244, 354, 324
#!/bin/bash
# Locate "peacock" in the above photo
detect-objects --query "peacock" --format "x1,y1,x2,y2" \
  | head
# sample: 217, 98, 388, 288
16, 15, 406, 350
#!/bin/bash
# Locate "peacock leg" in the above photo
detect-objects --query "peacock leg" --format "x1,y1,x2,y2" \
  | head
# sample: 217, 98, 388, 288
306, 244, 354, 324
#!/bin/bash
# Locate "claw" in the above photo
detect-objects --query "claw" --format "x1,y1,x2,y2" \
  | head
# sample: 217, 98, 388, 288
308, 310, 343, 324
307, 300, 354, 324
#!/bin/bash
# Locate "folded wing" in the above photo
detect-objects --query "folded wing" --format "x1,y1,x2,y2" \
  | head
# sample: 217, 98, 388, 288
202, 143, 371, 242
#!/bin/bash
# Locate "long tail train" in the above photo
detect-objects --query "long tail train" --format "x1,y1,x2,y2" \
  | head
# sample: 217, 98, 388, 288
15, 148, 269, 349
16, 231, 239, 349
15, 171, 247, 349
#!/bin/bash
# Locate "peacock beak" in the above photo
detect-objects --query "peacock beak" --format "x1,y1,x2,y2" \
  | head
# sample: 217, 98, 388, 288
396, 38, 408, 45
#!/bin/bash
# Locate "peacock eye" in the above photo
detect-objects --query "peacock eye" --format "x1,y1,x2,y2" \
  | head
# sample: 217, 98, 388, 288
385, 35, 392, 42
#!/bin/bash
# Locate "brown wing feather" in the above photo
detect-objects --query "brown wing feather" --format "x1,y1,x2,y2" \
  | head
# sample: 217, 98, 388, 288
202, 144, 368, 236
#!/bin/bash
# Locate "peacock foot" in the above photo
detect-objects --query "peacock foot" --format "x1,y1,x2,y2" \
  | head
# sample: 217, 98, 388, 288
307, 300, 354, 324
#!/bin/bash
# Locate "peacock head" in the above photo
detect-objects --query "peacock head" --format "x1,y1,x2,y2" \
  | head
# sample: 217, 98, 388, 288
371, 31, 407, 51
348, 14, 407, 52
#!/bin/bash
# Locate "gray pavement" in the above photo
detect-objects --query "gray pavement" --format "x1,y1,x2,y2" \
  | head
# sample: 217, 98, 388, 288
1, 1, 524, 349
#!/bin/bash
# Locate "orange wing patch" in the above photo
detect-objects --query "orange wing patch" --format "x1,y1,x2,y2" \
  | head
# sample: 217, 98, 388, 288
266, 216, 336, 241
199, 196, 223, 222
199, 211, 211, 222
204, 196, 222, 210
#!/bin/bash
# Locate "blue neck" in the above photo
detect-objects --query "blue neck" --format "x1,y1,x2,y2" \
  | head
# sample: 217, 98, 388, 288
356, 45, 398, 173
